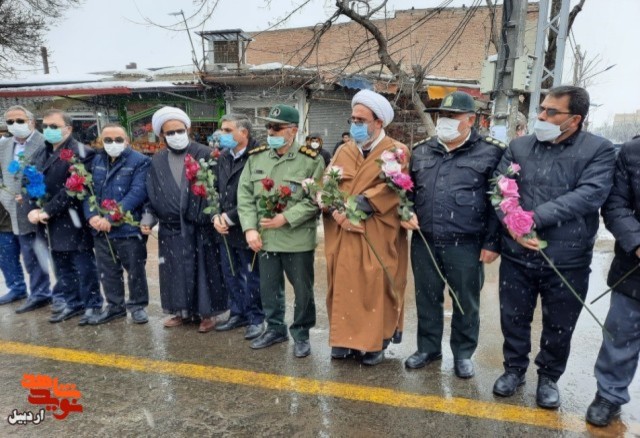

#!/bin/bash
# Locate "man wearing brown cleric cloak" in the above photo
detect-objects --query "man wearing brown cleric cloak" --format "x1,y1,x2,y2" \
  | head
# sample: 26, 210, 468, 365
324, 89, 410, 366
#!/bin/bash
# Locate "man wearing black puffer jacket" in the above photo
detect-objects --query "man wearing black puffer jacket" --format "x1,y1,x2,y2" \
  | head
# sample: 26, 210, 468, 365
586, 135, 640, 427
492, 86, 616, 409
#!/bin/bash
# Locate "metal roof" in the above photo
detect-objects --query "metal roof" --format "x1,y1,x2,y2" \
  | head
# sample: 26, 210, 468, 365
197, 29, 252, 42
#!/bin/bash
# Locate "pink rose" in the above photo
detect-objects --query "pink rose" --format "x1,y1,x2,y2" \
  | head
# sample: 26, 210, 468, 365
503, 207, 535, 237
499, 196, 520, 214
394, 147, 406, 164
509, 162, 521, 174
391, 172, 414, 191
380, 150, 397, 163
381, 160, 402, 176
497, 176, 520, 198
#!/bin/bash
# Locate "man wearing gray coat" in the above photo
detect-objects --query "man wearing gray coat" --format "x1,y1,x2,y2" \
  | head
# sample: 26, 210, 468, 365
0, 105, 58, 313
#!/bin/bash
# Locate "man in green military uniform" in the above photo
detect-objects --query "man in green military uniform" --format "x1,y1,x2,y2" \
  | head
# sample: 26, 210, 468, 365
237, 104, 324, 358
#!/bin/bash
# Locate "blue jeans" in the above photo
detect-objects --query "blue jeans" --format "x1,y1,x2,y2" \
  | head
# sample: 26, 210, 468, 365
0, 231, 26, 297
18, 232, 54, 303
219, 243, 264, 325
51, 248, 103, 311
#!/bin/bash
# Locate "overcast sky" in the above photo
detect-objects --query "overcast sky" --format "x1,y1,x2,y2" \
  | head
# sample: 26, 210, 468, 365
34, 0, 640, 128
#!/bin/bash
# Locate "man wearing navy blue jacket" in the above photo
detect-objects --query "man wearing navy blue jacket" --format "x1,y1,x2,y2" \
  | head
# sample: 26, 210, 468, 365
84, 124, 151, 325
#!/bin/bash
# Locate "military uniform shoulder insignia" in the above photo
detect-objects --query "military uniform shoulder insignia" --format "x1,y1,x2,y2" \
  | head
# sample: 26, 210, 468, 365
299, 145, 318, 158
484, 136, 507, 149
412, 137, 431, 149
248, 145, 268, 155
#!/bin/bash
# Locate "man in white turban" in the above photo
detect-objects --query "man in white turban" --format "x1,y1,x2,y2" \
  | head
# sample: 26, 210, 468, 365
140, 106, 228, 333
323, 89, 410, 366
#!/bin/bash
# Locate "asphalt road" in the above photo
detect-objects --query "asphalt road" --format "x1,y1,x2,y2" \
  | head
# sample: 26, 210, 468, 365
0, 228, 638, 437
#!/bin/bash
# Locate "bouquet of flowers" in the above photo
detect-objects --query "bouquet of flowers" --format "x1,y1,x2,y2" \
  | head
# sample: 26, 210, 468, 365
100, 199, 139, 227
6, 151, 47, 204
184, 153, 234, 275
377, 147, 465, 315
490, 162, 608, 335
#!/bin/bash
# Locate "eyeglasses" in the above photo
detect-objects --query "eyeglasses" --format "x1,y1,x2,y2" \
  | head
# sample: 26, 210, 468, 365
103, 137, 126, 145
164, 129, 186, 136
347, 118, 373, 127
42, 123, 64, 130
538, 106, 572, 117
6, 119, 26, 125
265, 123, 293, 132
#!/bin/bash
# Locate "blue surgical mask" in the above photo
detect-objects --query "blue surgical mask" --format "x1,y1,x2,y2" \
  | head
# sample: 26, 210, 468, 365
349, 122, 370, 144
43, 127, 63, 144
219, 133, 238, 149
267, 135, 286, 149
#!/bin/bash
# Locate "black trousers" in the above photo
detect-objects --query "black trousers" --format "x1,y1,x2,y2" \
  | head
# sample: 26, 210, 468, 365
499, 257, 590, 381
94, 235, 149, 311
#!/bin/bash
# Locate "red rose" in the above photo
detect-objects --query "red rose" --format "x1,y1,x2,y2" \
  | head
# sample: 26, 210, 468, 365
65, 174, 86, 193
191, 182, 207, 198
110, 212, 124, 222
279, 185, 292, 198
261, 177, 275, 191
212, 148, 221, 160
184, 154, 200, 181
101, 199, 119, 211
274, 202, 286, 213
60, 149, 74, 162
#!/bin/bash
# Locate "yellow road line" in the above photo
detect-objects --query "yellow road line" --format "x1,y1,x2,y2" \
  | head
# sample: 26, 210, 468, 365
0, 340, 636, 434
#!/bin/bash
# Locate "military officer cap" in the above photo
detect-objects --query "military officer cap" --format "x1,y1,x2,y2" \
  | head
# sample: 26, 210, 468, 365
425, 91, 476, 114
258, 104, 299, 125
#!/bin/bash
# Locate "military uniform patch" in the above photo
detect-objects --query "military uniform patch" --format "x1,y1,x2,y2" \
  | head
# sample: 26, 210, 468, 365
248, 145, 268, 155
299, 146, 318, 158
412, 137, 432, 149
484, 136, 507, 149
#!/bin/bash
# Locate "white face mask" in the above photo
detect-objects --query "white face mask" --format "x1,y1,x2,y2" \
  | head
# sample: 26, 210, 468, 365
165, 132, 189, 150
104, 142, 126, 157
310, 141, 320, 150
435, 117, 462, 142
533, 117, 574, 143
8, 122, 32, 138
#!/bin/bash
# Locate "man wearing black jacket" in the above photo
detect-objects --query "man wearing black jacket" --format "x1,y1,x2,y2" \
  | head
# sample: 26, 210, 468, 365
27, 109, 103, 324
492, 86, 616, 409
212, 114, 264, 340
586, 136, 640, 426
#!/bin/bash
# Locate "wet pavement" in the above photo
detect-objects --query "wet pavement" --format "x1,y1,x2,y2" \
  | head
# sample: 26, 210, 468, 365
0, 227, 639, 437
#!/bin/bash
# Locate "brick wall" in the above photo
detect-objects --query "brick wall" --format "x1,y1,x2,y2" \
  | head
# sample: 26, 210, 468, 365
246, 5, 539, 81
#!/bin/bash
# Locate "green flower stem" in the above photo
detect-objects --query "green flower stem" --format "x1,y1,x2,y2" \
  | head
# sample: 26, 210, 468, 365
362, 232, 399, 307
222, 234, 235, 276
590, 263, 640, 304
538, 249, 612, 340
85, 183, 117, 264
415, 229, 465, 315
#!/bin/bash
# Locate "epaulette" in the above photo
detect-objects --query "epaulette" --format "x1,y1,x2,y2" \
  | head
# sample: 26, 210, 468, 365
299, 145, 319, 158
412, 137, 432, 149
248, 145, 268, 155
484, 136, 507, 149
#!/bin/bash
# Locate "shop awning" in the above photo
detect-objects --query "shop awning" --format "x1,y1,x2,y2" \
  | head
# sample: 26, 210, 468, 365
0, 81, 202, 98
427, 85, 483, 99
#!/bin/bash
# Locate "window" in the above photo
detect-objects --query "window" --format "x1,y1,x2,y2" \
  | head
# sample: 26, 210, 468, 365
213, 41, 239, 64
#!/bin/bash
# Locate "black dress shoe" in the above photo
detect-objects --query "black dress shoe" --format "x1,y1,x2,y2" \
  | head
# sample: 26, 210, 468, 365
331, 347, 355, 359
49, 307, 84, 323
244, 323, 264, 340
250, 330, 288, 349
15, 298, 51, 314
88, 307, 127, 325
536, 375, 560, 409
404, 351, 442, 369
362, 351, 384, 366
50, 301, 66, 314
294, 340, 311, 358
78, 308, 102, 326
131, 308, 149, 324
493, 372, 525, 397
0, 292, 27, 305
586, 394, 621, 427
454, 359, 475, 379
216, 315, 249, 332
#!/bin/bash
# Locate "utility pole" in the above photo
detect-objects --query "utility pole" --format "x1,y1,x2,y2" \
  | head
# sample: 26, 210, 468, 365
526, 0, 571, 132
41, 47, 50, 74
491, 1, 528, 142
